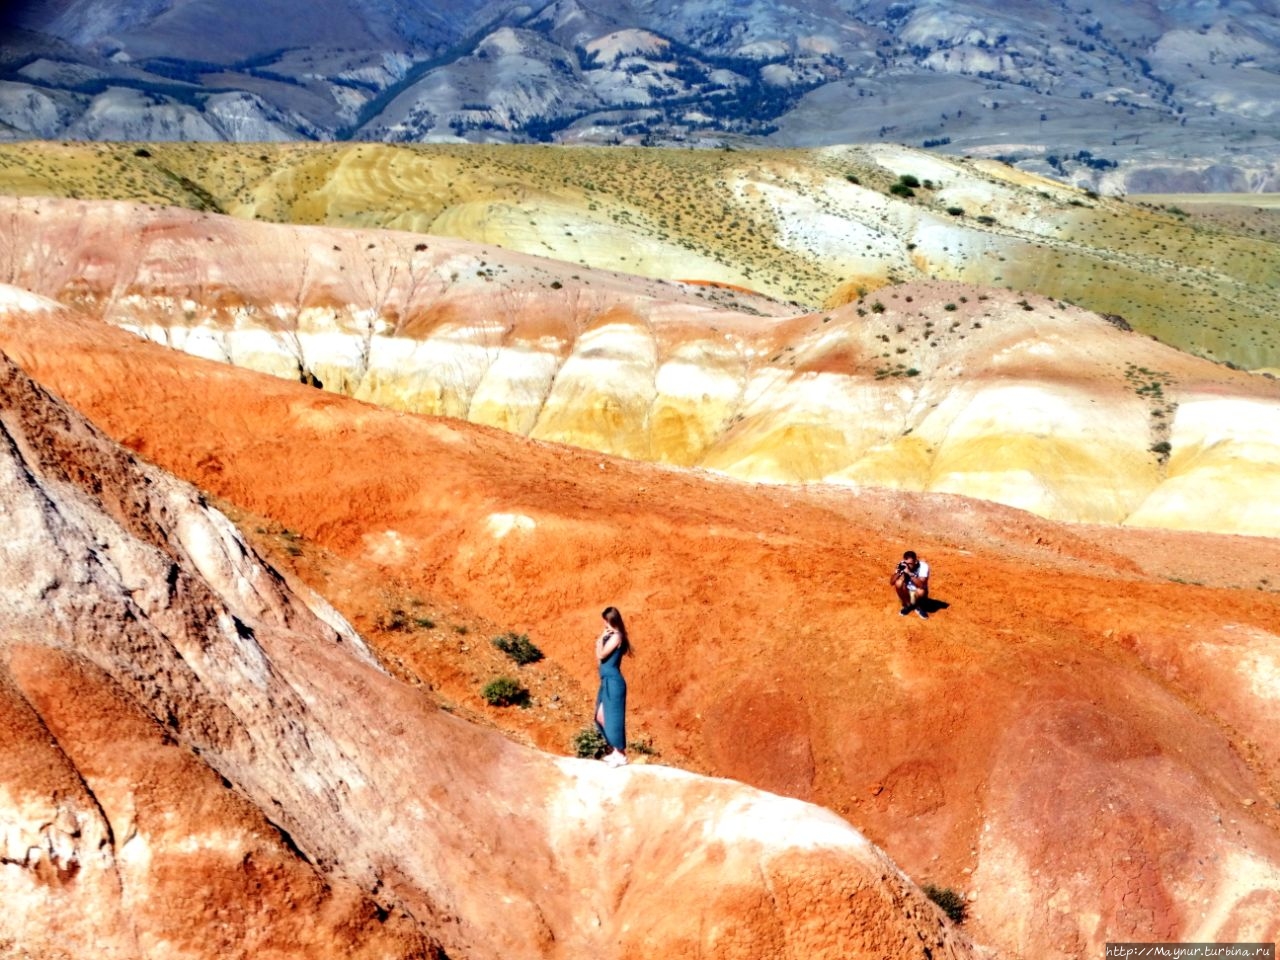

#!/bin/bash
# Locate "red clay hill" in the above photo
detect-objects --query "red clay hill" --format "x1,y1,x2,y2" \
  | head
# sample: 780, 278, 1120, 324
3, 287, 1278, 957
0, 300, 982, 960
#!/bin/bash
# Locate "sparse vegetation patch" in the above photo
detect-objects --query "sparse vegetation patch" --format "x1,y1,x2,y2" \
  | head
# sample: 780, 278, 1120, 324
492, 631, 544, 665
573, 726, 608, 758
923, 884, 967, 924
481, 677, 530, 708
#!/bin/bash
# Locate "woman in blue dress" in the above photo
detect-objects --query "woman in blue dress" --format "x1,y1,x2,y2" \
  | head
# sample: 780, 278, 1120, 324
594, 606, 631, 767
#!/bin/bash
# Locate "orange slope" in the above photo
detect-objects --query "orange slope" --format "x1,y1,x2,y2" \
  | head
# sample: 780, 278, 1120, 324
3, 298, 1279, 956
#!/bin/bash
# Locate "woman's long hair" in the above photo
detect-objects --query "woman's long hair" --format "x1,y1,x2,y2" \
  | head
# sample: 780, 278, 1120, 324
602, 606, 632, 656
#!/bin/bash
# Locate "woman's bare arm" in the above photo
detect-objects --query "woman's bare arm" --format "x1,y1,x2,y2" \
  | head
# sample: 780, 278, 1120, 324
596, 629, 620, 661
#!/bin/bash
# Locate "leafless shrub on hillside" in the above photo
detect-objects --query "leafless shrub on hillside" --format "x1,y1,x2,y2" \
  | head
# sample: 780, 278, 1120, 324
351, 253, 404, 388
1, 206, 18, 287
276, 252, 315, 386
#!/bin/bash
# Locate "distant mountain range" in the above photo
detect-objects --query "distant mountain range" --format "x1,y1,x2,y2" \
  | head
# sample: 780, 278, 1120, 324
2, 0, 1279, 193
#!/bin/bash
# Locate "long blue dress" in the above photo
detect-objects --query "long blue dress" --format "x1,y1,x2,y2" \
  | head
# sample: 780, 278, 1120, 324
595, 633, 627, 751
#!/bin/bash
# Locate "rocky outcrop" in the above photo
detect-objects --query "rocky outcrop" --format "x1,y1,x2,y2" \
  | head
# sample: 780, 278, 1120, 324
4, 0, 1279, 186
0, 319, 981, 957
2, 196, 1277, 535
0, 338, 433, 959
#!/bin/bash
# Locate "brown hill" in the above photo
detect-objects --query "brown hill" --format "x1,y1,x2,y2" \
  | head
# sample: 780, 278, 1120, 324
3, 287, 1277, 957
0, 303, 983, 959
1, 142, 1278, 371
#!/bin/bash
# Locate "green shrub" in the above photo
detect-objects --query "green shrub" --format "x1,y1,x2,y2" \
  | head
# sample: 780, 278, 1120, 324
898, 174, 921, 188
377, 609, 409, 631
492, 632, 544, 665
889, 181, 915, 198
573, 728, 656, 759
573, 726, 608, 758
628, 737, 657, 756
923, 884, 967, 923
481, 677, 530, 708
946, 206, 965, 216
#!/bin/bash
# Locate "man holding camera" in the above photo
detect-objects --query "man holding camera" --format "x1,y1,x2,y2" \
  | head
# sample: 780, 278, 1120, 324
890, 550, 930, 619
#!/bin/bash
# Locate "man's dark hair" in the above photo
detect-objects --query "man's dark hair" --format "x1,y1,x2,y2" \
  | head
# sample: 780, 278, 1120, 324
903, 550, 917, 561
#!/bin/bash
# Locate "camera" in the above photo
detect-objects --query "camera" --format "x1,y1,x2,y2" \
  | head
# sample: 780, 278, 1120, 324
896, 561, 909, 575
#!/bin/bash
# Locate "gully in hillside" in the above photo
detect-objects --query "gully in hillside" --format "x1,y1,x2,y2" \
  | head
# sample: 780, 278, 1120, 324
595, 606, 631, 767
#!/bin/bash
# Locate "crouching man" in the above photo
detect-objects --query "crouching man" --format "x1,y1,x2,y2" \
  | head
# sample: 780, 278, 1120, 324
890, 550, 930, 619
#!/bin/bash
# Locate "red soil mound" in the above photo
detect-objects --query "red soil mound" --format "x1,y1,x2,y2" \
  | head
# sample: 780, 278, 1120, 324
0, 339, 985, 960
4, 303, 1279, 956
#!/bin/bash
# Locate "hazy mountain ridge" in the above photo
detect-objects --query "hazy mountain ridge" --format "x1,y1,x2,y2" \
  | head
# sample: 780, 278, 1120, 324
2, 0, 1278, 191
